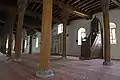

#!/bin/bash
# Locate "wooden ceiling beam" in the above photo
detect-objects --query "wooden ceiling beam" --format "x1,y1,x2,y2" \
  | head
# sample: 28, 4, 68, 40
25, 10, 61, 23
31, 2, 36, 10
69, 16, 83, 22
82, 1, 99, 10
0, 3, 61, 23
88, 2, 115, 12
35, 3, 41, 11
88, 6, 101, 12
85, 1, 117, 12
54, 12, 60, 16
69, 13, 74, 17
34, 0, 91, 18
53, 0, 91, 18
67, 0, 73, 4
71, 0, 80, 5
53, 10, 58, 14
111, 0, 120, 7
69, 15, 77, 19
85, 3, 101, 11
78, 0, 95, 9
74, 0, 88, 8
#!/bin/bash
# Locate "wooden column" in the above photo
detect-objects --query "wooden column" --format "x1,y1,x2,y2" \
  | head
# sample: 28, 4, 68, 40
15, 0, 26, 61
62, 21, 67, 58
7, 13, 16, 57
100, 0, 111, 65
61, 10, 69, 58
29, 35, 32, 54
36, 0, 54, 78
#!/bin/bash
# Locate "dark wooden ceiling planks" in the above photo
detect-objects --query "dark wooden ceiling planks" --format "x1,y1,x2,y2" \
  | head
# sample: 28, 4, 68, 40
0, 0, 119, 27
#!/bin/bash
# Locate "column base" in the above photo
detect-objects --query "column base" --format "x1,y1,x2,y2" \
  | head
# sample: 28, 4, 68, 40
103, 61, 112, 66
14, 58, 22, 62
62, 56, 67, 59
36, 69, 55, 79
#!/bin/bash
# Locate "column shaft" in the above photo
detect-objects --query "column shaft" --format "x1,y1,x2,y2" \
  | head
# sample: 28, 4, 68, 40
62, 21, 67, 58
15, 0, 26, 60
39, 0, 52, 70
61, 10, 69, 58
101, 0, 111, 65
103, 9, 111, 61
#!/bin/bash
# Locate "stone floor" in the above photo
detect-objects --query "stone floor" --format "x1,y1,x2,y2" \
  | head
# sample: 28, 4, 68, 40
0, 53, 120, 80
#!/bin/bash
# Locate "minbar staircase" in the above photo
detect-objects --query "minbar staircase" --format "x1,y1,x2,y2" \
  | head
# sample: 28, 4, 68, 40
91, 33, 102, 58
80, 33, 102, 60
80, 17, 103, 60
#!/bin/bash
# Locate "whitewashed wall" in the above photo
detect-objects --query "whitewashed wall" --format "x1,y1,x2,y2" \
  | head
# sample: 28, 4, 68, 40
66, 9, 120, 59
25, 36, 30, 53
32, 32, 41, 53
51, 20, 92, 56
66, 19, 92, 56
31, 9, 120, 59
94, 9, 120, 59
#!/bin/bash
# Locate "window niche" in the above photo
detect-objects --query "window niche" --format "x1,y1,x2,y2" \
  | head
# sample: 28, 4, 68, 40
78, 28, 86, 45
110, 22, 117, 44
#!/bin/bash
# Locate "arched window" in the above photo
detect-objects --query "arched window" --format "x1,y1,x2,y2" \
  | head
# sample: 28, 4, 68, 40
78, 28, 86, 45
36, 37, 39, 48
24, 40, 27, 49
58, 24, 63, 34
110, 22, 117, 44
6, 38, 8, 48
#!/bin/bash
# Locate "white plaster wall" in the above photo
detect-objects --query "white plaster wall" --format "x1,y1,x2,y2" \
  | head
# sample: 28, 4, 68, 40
32, 9, 120, 59
94, 9, 120, 59
52, 24, 58, 36
25, 36, 30, 53
32, 32, 41, 53
67, 9, 120, 59
31, 24, 58, 54
52, 21, 92, 56
66, 19, 92, 56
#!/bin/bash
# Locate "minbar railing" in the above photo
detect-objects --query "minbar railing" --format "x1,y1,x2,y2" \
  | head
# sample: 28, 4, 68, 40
80, 32, 102, 60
